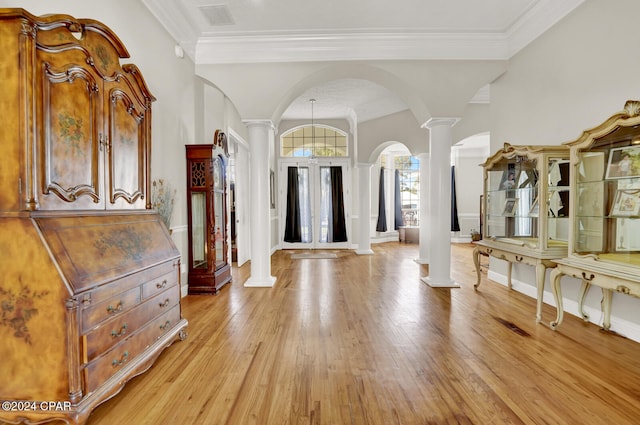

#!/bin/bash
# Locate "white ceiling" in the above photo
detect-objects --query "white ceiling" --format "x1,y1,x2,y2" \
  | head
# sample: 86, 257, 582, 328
142, 0, 585, 122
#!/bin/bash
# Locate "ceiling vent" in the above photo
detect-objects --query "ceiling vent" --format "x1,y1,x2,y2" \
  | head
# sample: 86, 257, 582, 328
199, 4, 235, 26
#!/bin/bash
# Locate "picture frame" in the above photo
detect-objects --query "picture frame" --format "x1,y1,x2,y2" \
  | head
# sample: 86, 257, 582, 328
502, 197, 519, 217
499, 164, 518, 191
610, 189, 640, 217
605, 146, 640, 179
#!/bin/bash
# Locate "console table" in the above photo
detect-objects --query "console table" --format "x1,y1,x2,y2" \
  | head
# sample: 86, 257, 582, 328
473, 240, 558, 323
550, 257, 640, 330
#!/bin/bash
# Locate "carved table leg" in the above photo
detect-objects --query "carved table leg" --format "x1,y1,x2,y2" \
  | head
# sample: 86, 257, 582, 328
507, 261, 513, 289
473, 246, 481, 289
535, 262, 546, 324
601, 288, 613, 330
550, 267, 564, 330
577, 280, 591, 322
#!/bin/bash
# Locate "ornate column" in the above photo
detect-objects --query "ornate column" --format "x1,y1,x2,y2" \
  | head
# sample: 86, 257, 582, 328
421, 118, 460, 288
243, 120, 276, 287
416, 152, 429, 264
356, 163, 374, 255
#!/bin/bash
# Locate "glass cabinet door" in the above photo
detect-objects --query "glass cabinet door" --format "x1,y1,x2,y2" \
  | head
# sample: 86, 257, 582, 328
573, 139, 640, 266
486, 157, 539, 245
546, 158, 570, 248
212, 156, 226, 266
190, 192, 207, 269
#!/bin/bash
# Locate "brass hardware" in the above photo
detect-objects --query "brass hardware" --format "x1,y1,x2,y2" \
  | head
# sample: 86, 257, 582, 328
581, 272, 595, 282
156, 280, 167, 289
617, 285, 631, 294
111, 323, 128, 338
159, 320, 171, 331
111, 351, 129, 367
159, 299, 170, 308
106, 301, 124, 314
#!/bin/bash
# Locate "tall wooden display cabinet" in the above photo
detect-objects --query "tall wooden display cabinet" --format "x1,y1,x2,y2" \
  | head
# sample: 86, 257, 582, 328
185, 131, 232, 294
0, 9, 188, 425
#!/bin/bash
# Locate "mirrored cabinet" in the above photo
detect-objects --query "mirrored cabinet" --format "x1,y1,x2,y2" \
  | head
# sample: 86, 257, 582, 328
551, 100, 640, 330
186, 132, 232, 294
474, 143, 570, 322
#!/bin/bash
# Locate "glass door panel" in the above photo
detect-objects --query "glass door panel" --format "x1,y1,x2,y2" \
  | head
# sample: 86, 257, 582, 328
281, 161, 349, 249
191, 192, 207, 268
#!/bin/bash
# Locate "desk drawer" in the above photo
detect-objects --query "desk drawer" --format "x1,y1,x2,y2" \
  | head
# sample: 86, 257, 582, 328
83, 285, 180, 363
142, 269, 178, 300
82, 286, 141, 333
83, 306, 181, 393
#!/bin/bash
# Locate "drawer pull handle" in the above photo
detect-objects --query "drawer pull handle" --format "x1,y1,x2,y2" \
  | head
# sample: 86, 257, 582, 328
111, 351, 129, 367
581, 272, 595, 282
111, 323, 128, 338
106, 301, 124, 314
617, 285, 630, 294
160, 320, 171, 331
156, 280, 167, 289
159, 298, 171, 308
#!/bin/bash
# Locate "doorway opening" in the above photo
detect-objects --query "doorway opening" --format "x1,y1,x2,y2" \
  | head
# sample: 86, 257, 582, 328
280, 158, 350, 249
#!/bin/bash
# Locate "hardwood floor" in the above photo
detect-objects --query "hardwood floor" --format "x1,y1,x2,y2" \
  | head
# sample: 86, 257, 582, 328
83, 242, 640, 425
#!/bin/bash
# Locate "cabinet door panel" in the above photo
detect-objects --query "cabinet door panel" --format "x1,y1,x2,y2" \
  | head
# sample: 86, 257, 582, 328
38, 64, 104, 210
106, 87, 146, 209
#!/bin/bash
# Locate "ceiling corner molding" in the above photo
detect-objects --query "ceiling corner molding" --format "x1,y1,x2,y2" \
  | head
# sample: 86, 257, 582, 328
506, 0, 587, 57
195, 32, 511, 64
142, 0, 199, 59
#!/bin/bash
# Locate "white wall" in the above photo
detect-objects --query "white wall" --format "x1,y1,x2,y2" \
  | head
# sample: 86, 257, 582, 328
490, 0, 640, 341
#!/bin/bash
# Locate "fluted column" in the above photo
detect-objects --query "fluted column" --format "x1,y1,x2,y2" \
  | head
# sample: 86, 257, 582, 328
421, 118, 460, 288
415, 153, 429, 264
243, 120, 276, 287
356, 163, 374, 255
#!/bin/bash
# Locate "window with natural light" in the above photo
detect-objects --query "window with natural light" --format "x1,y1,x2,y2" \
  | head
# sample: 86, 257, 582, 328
395, 155, 420, 226
281, 126, 348, 157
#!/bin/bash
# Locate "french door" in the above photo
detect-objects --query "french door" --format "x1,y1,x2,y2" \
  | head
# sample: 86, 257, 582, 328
280, 159, 350, 249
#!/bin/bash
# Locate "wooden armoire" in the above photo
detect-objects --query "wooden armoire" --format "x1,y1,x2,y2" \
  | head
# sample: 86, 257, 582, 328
0, 9, 188, 425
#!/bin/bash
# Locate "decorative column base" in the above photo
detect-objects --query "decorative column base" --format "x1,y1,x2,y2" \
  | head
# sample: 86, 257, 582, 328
244, 275, 277, 288
421, 276, 460, 288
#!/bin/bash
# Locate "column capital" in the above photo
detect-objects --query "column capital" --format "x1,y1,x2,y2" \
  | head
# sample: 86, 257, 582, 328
421, 117, 460, 129
356, 162, 373, 169
242, 119, 275, 130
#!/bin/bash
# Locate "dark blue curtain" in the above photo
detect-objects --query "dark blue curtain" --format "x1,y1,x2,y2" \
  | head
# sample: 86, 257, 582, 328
376, 167, 387, 232
394, 169, 404, 230
451, 166, 460, 231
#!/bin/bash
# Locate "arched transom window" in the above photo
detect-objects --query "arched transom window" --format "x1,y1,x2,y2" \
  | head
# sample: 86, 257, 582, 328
280, 125, 348, 157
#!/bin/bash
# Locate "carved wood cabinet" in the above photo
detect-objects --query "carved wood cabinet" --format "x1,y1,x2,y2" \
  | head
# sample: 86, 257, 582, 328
0, 9, 187, 425
185, 135, 232, 294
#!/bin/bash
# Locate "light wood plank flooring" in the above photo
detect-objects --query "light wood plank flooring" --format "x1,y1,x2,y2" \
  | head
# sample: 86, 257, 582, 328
84, 242, 640, 425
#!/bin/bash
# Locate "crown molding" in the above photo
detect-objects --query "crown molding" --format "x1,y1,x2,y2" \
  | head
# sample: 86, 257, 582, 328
195, 32, 510, 64
143, 0, 586, 64
507, 0, 587, 57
